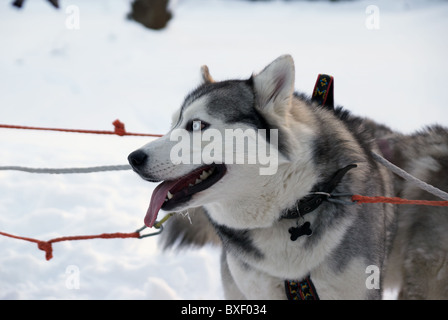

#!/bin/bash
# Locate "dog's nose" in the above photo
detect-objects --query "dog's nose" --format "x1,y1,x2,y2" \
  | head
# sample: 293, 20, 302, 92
128, 150, 148, 169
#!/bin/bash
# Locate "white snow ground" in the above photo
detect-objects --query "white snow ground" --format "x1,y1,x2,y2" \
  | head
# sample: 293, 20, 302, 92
0, 0, 447, 300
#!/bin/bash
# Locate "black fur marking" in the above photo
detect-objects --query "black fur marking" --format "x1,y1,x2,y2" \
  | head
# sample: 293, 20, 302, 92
182, 80, 246, 111
333, 106, 378, 165
310, 105, 378, 171
211, 222, 264, 260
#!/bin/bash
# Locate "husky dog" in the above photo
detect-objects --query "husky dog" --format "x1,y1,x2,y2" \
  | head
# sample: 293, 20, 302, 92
128, 55, 398, 299
378, 127, 448, 299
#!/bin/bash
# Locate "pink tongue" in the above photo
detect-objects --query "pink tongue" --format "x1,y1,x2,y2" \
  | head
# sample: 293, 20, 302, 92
145, 180, 178, 228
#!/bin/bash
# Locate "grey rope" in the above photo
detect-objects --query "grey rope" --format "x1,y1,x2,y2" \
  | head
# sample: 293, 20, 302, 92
0, 164, 131, 174
372, 151, 448, 201
2, 152, 448, 202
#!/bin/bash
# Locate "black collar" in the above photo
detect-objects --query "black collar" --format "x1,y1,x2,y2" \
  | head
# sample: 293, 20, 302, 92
280, 164, 357, 220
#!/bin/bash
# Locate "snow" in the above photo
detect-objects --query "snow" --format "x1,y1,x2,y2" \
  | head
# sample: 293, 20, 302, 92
0, 0, 447, 300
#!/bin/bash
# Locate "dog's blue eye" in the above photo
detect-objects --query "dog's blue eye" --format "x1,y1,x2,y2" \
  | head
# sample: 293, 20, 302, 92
192, 120, 202, 131
189, 120, 208, 132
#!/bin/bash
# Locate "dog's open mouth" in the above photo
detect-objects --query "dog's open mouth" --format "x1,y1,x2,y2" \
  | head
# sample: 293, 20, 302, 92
145, 164, 227, 228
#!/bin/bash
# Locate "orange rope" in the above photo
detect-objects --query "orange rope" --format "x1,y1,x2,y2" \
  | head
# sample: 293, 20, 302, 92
0, 230, 140, 261
0, 119, 162, 137
352, 195, 448, 207
1, 196, 447, 261
0, 119, 164, 261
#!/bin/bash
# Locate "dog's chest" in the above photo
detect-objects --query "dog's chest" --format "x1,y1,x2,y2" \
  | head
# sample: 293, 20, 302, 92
213, 221, 317, 278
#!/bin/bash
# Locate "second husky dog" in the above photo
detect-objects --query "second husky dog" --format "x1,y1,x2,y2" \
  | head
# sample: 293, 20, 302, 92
128, 55, 397, 299
379, 127, 448, 299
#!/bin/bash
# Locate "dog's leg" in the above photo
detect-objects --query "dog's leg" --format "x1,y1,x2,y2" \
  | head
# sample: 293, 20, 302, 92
398, 215, 448, 300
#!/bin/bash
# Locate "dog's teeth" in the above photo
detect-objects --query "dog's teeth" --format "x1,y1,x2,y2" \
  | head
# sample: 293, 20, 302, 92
195, 179, 202, 185
167, 191, 174, 199
200, 170, 210, 180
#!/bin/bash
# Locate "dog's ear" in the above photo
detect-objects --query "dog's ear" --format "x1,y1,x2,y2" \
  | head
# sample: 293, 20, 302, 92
253, 55, 295, 114
201, 65, 215, 84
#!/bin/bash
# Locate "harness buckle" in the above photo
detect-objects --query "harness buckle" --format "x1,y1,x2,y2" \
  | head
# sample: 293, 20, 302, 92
135, 225, 164, 238
135, 212, 177, 239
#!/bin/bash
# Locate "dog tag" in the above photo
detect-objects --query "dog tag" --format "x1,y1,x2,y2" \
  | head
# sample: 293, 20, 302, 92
289, 221, 312, 241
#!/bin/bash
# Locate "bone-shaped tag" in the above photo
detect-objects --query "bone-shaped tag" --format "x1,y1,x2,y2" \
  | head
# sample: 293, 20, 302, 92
288, 221, 312, 241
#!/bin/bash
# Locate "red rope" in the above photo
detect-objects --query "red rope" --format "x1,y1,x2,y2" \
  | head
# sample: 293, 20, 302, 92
0, 230, 140, 261
1, 195, 447, 261
0, 119, 162, 260
0, 119, 162, 137
352, 195, 448, 207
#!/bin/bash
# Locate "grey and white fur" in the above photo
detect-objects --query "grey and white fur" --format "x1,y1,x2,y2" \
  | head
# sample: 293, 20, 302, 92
379, 127, 448, 299
129, 55, 447, 299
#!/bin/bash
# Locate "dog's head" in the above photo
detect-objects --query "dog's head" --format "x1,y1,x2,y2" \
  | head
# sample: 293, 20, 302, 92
129, 55, 305, 228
